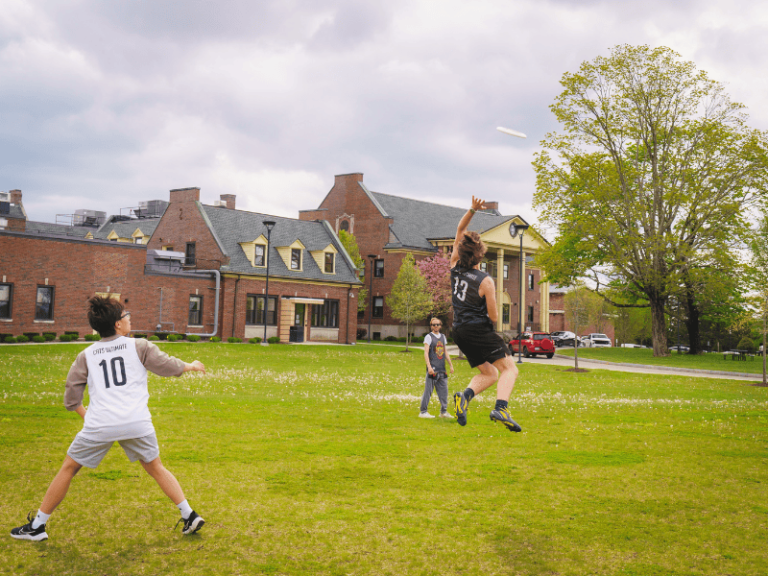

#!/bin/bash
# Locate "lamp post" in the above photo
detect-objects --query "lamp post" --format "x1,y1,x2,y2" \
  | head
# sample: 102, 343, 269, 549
511, 223, 529, 364
367, 254, 377, 343
262, 220, 276, 346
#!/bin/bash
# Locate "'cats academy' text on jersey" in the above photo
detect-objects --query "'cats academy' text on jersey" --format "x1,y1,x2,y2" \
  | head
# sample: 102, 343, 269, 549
82, 336, 153, 442
451, 266, 493, 329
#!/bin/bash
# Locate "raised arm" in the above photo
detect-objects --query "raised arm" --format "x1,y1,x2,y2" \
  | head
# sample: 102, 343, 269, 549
479, 276, 498, 323
450, 196, 486, 268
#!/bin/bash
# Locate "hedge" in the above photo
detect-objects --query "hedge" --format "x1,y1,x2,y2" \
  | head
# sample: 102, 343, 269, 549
249, 337, 262, 344
210, 337, 221, 343
187, 335, 201, 342
148, 335, 160, 341
16, 335, 29, 343
32, 335, 46, 343
84, 334, 101, 342
267, 336, 280, 344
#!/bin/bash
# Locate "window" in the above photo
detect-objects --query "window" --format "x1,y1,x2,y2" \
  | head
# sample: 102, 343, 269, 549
502, 304, 510, 324
0, 217, 7, 230
527, 305, 534, 322
324, 252, 335, 274
162, 246, 173, 251
185, 242, 196, 266
35, 286, 54, 320
134, 237, 143, 245
479, 262, 487, 273
339, 220, 349, 232
374, 259, 384, 278
291, 248, 302, 270
311, 300, 339, 328
373, 296, 384, 318
0, 284, 12, 319
528, 273, 535, 290
246, 295, 278, 325
254, 244, 265, 267
503, 264, 509, 280
189, 295, 203, 325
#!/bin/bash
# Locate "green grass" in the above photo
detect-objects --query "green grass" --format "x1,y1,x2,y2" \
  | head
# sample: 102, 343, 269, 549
1, 343, 767, 575
558, 346, 768, 374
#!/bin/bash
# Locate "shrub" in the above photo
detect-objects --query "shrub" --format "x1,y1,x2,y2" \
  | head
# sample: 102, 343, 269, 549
267, 336, 280, 344
16, 335, 29, 343
59, 334, 73, 342
411, 336, 423, 344
84, 334, 101, 342
65, 331, 79, 337
167, 334, 183, 342
187, 335, 201, 342
210, 336, 221, 343
5, 336, 17, 344
0, 333, 12, 343
397, 337, 407, 342
133, 333, 147, 339
384, 335, 398, 341
737, 337, 756, 353
23, 333, 40, 340
148, 335, 160, 341
446, 337, 454, 343
43, 332, 57, 341
357, 328, 367, 339
32, 335, 46, 343
249, 337, 262, 344
227, 337, 242, 343
153, 333, 168, 341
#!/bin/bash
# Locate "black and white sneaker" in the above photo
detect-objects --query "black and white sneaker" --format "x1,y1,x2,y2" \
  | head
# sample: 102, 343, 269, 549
10, 513, 48, 541
175, 511, 205, 535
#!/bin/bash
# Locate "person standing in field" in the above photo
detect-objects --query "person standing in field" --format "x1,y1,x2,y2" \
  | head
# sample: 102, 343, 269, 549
11, 296, 207, 541
450, 196, 522, 432
419, 317, 455, 419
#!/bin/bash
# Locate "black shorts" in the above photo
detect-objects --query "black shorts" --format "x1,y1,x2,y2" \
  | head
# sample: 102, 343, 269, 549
452, 323, 511, 368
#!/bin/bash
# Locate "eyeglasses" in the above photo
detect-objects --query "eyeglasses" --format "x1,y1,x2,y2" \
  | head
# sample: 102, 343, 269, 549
120, 311, 131, 319
430, 323, 441, 327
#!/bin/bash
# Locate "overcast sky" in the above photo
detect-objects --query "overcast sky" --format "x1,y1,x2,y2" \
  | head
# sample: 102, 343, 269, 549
2, 0, 767, 230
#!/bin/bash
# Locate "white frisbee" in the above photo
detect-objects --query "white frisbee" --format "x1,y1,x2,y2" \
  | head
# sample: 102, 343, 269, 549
497, 126, 527, 139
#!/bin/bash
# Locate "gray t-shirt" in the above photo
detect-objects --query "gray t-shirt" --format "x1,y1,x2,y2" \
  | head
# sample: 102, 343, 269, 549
424, 332, 447, 374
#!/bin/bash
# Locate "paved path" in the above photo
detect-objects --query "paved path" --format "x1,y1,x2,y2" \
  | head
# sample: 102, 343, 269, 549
445, 346, 765, 382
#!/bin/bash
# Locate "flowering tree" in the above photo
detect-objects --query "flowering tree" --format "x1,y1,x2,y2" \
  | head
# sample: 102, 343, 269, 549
416, 252, 452, 318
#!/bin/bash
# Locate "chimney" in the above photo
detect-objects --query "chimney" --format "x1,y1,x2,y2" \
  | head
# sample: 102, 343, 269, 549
220, 194, 236, 210
334, 173, 364, 187
9, 189, 22, 204
169, 187, 200, 204
484, 201, 499, 211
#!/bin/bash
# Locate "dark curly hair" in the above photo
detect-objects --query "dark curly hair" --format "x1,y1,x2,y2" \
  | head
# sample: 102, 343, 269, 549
87, 295, 124, 337
457, 231, 487, 269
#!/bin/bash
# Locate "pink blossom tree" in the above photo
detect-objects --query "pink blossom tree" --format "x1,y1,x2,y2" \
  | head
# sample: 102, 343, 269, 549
416, 252, 452, 318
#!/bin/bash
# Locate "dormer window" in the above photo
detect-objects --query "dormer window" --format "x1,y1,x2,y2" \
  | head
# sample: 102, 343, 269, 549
254, 244, 265, 267
291, 248, 302, 270
324, 252, 335, 273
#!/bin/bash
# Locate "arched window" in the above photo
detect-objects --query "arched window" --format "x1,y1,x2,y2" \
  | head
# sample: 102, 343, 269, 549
339, 220, 349, 232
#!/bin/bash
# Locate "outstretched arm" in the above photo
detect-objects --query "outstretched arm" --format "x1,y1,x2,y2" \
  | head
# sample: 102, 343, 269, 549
450, 196, 485, 268
183, 360, 206, 374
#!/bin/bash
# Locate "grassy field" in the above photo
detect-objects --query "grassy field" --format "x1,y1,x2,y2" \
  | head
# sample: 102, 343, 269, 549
557, 346, 768, 375
1, 342, 767, 576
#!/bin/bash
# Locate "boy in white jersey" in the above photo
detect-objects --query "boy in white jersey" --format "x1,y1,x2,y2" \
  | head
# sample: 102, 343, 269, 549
11, 296, 207, 541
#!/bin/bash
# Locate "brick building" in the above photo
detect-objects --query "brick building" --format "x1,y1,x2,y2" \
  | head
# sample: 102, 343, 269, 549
300, 173, 552, 339
548, 286, 616, 342
0, 188, 361, 344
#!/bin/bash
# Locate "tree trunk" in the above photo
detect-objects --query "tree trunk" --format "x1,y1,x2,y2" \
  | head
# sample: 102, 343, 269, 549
649, 296, 669, 357
684, 285, 701, 355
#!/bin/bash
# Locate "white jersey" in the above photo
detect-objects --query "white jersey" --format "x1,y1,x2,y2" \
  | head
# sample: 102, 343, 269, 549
81, 336, 154, 441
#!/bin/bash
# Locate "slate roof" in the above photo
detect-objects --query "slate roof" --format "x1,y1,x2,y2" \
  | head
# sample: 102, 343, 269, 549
4, 204, 25, 220
367, 189, 521, 251
24, 221, 94, 238
92, 217, 161, 240
201, 204, 360, 284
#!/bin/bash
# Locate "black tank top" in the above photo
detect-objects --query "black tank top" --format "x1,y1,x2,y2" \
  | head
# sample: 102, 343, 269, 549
451, 265, 493, 329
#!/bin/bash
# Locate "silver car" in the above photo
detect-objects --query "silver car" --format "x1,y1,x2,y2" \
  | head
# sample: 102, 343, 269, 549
582, 333, 612, 347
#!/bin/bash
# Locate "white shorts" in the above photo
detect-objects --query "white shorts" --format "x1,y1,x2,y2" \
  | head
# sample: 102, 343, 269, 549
67, 432, 160, 469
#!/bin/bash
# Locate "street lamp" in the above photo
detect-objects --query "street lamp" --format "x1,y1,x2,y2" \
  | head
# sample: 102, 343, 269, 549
367, 254, 377, 343
262, 220, 276, 346
510, 222, 529, 364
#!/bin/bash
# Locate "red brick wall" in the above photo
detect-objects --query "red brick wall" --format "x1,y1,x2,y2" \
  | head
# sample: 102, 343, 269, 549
147, 187, 227, 269
547, 291, 615, 341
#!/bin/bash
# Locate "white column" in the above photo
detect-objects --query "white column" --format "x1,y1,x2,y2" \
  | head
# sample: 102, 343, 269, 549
520, 250, 526, 330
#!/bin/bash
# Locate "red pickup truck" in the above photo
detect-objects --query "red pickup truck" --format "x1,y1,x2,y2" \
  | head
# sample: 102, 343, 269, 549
509, 332, 555, 359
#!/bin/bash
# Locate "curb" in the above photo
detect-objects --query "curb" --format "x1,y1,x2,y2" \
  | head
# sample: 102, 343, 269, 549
553, 354, 762, 379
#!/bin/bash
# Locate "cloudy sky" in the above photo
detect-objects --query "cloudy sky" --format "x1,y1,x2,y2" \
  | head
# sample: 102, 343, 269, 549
2, 0, 767, 230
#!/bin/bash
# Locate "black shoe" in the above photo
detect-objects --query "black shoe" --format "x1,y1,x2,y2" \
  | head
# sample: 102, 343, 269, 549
10, 513, 48, 541
175, 511, 205, 535
453, 392, 468, 426
490, 408, 522, 432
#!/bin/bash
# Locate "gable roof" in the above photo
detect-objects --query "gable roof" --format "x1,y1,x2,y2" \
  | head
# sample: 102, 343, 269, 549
201, 205, 360, 283
369, 191, 524, 251
92, 217, 161, 240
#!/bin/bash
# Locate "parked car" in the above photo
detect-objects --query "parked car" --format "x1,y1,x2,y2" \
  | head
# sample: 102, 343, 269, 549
581, 333, 612, 347
621, 343, 647, 349
668, 345, 690, 353
551, 331, 576, 347
509, 332, 555, 358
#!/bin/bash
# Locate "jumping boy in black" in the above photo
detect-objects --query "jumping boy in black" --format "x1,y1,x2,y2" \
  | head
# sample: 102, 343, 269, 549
450, 196, 522, 432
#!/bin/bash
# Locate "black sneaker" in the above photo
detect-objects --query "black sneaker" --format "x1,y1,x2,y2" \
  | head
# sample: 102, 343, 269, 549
490, 407, 522, 432
453, 392, 468, 426
175, 511, 205, 535
10, 513, 48, 541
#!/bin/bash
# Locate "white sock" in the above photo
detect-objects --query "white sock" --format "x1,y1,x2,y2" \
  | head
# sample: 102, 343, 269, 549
177, 499, 193, 519
32, 510, 50, 529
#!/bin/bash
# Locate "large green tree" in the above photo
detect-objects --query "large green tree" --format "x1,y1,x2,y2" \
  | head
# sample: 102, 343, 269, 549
747, 213, 768, 385
386, 253, 433, 351
533, 44, 768, 356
